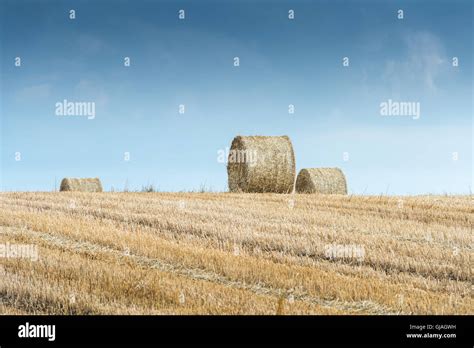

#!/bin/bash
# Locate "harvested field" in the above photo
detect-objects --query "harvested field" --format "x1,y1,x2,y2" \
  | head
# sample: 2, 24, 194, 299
0, 192, 472, 315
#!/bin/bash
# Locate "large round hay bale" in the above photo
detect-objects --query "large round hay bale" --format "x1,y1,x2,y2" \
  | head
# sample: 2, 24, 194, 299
295, 168, 347, 194
227, 135, 296, 193
60, 178, 103, 192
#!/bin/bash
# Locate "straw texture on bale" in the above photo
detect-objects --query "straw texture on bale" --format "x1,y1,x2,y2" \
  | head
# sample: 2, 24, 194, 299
295, 168, 347, 194
227, 135, 296, 193
60, 178, 103, 192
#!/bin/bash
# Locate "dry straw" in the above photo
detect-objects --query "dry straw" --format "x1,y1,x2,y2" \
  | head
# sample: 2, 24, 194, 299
295, 168, 347, 194
227, 135, 296, 193
60, 178, 103, 192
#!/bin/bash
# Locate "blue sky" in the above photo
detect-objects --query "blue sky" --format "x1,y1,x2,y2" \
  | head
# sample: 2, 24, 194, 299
1, 0, 472, 194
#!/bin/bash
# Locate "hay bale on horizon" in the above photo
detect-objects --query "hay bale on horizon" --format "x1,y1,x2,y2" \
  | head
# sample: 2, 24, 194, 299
227, 135, 296, 193
295, 168, 347, 194
60, 178, 103, 192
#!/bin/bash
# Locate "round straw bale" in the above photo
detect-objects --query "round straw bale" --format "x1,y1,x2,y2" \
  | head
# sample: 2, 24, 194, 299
295, 168, 347, 194
60, 178, 103, 192
227, 135, 296, 193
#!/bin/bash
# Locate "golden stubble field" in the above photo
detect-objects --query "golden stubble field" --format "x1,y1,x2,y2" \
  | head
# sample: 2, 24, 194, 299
0, 192, 472, 315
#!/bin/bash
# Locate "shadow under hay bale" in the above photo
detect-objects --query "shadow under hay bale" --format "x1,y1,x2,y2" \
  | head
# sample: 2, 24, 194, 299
227, 135, 296, 193
60, 178, 103, 192
295, 168, 347, 194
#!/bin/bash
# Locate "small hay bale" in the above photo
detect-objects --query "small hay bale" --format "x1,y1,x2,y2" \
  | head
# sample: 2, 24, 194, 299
227, 135, 296, 193
60, 178, 103, 192
295, 168, 347, 194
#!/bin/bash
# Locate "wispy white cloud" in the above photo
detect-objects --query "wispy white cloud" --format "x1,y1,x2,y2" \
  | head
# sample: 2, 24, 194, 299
382, 31, 447, 95
74, 79, 109, 107
77, 34, 104, 55
15, 83, 52, 101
